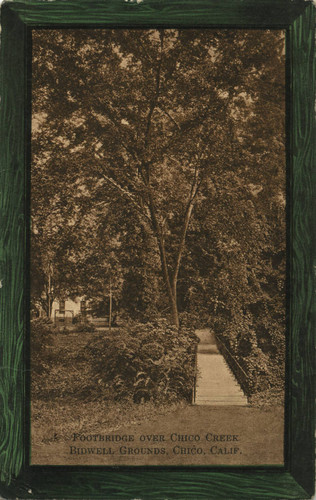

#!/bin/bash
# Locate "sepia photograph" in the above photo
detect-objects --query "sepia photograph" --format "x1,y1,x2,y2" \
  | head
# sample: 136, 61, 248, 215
30, 28, 286, 466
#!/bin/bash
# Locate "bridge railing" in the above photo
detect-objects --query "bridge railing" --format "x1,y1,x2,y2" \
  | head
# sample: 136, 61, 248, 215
215, 334, 250, 397
192, 344, 198, 404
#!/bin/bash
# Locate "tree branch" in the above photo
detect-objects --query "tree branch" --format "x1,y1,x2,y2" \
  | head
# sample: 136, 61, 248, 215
101, 173, 152, 225
144, 30, 165, 151
157, 104, 180, 130
90, 107, 140, 165
162, 92, 218, 154
146, 190, 174, 302
172, 172, 202, 288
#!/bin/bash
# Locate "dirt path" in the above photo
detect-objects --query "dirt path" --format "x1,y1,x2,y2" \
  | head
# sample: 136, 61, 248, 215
31, 405, 284, 466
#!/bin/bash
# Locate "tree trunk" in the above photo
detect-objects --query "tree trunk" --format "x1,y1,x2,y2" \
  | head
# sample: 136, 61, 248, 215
169, 284, 179, 329
144, 164, 199, 330
158, 239, 180, 328
155, 231, 180, 329
109, 277, 112, 332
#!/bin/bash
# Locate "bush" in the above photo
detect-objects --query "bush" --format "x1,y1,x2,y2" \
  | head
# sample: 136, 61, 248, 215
179, 311, 211, 329
83, 319, 199, 404
215, 313, 285, 400
75, 322, 96, 333
72, 313, 85, 325
31, 317, 58, 376
72, 314, 96, 332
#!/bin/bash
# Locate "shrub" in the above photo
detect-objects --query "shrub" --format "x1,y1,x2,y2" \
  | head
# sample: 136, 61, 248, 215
75, 322, 96, 333
179, 311, 211, 329
72, 313, 86, 325
215, 313, 285, 400
72, 314, 96, 332
31, 317, 58, 376
83, 318, 199, 404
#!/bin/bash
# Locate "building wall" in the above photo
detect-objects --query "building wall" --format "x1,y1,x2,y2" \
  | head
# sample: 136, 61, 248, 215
51, 297, 84, 323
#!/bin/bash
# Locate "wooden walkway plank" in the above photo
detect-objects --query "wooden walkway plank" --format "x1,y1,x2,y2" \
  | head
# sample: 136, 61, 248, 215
194, 329, 248, 406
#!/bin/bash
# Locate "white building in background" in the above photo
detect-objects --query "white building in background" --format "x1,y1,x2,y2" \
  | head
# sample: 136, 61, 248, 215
51, 296, 87, 325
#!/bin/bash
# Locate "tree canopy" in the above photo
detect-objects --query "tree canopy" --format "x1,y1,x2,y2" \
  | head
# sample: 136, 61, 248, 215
31, 27, 286, 360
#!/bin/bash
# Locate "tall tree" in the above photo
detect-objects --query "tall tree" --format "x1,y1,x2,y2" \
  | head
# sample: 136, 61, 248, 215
32, 29, 285, 328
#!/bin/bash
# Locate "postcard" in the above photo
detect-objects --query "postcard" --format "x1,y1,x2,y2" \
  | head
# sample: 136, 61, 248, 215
0, 2, 314, 498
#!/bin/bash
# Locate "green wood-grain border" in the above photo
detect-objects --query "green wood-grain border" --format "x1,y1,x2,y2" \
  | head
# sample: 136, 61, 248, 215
0, 1, 314, 498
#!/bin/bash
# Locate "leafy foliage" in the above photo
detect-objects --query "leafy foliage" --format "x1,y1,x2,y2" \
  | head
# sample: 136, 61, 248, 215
31, 29, 285, 325
72, 314, 96, 332
83, 319, 199, 403
31, 317, 57, 377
